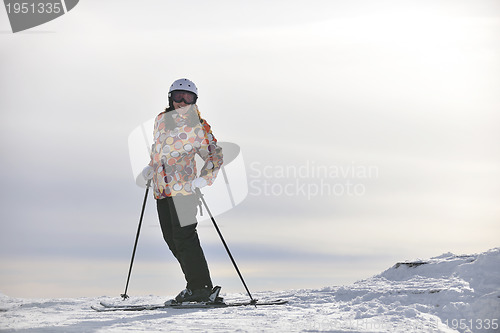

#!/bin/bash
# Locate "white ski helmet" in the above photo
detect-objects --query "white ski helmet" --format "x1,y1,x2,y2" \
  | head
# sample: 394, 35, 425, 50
168, 78, 198, 96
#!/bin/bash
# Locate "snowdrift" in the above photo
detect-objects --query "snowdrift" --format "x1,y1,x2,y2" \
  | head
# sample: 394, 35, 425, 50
1, 248, 499, 332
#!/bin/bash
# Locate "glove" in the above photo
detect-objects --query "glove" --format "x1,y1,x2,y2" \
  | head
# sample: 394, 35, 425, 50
191, 177, 208, 190
142, 165, 154, 181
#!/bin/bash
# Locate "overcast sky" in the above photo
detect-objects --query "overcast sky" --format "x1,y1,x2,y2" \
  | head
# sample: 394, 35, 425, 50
1, 0, 499, 298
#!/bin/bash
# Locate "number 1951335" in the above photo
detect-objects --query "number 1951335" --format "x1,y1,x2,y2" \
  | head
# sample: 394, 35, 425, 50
5, 2, 63, 14
444, 318, 498, 331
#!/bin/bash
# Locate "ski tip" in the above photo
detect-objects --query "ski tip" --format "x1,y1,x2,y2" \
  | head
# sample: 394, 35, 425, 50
243, 297, 288, 306
91, 305, 104, 312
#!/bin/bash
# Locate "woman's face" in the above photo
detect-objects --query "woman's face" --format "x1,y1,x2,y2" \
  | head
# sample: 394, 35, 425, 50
171, 90, 196, 109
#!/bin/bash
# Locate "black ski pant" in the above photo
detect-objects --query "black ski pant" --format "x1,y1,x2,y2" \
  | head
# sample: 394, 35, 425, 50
156, 195, 212, 291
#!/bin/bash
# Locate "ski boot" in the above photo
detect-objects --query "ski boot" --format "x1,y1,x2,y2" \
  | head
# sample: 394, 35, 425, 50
165, 286, 223, 305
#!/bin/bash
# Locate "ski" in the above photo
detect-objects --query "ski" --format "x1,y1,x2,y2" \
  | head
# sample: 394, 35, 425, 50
92, 303, 166, 312
91, 299, 287, 312
98, 301, 165, 309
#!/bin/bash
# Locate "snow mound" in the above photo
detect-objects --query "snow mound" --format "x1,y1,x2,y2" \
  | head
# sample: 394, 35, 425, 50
330, 247, 500, 332
0, 248, 499, 332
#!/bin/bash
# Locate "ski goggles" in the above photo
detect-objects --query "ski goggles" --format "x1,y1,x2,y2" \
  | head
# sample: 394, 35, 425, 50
170, 90, 197, 104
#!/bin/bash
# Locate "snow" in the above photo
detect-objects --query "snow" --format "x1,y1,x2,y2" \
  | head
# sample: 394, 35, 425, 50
1, 248, 499, 333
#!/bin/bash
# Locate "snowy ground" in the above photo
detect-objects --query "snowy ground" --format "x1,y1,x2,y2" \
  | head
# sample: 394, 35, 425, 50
1, 248, 499, 333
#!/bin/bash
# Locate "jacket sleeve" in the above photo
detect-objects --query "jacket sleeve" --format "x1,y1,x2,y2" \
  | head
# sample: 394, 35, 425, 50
149, 113, 165, 168
198, 118, 223, 185
149, 115, 159, 167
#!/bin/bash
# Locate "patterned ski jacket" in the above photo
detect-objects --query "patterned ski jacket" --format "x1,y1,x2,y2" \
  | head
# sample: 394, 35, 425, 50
149, 105, 223, 199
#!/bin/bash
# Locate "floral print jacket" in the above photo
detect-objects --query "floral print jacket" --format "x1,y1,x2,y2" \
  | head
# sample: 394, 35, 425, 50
149, 105, 223, 199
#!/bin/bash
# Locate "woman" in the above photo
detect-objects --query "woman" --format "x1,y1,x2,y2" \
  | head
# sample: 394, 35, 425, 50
142, 78, 223, 303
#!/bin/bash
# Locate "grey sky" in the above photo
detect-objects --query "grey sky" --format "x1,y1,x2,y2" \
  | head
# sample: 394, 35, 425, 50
1, 0, 499, 297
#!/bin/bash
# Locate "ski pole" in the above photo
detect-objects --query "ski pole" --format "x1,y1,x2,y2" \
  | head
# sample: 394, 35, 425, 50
121, 179, 151, 300
195, 188, 256, 304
